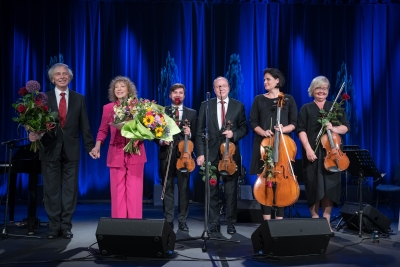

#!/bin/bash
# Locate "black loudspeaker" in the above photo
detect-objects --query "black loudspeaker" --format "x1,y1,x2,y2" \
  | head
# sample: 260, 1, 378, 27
237, 200, 263, 223
251, 218, 331, 256
95, 218, 176, 258
340, 202, 391, 233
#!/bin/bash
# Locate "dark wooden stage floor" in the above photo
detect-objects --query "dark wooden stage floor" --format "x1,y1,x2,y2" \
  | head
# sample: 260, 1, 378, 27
1, 201, 399, 267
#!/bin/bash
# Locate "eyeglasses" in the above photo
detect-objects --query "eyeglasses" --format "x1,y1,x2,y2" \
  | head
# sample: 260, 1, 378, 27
315, 86, 328, 91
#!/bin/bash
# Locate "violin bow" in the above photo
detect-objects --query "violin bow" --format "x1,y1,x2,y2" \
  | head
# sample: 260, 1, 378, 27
315, 82, 346, 145
161, 141, 174, 200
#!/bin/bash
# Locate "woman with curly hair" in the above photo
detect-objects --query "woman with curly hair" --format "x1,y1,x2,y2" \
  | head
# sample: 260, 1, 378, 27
92, 76, 147, 218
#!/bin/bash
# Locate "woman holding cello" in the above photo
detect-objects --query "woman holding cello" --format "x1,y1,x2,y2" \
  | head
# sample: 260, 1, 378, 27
250, 68, 298, 220
297, 76, 350, 235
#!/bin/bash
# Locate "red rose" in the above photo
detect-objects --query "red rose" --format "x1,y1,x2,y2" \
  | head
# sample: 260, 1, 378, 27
42, 105, 49, 112
342, 93, 350, 101
17, 105, 27, 113
46, 122, 56, 130
209, 177, 217, 186
18, 87, 28, 96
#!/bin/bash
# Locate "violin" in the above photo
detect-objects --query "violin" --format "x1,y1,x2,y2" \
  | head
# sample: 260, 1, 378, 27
176, 120, 195, 173
253, 92, 300, 207
321, 129, 350, 172
218, 120, 237, 176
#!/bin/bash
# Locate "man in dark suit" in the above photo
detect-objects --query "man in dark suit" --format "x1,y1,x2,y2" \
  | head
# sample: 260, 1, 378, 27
157, 83, 197, 231
196, 76, 248, 235
29, 63, 95, 239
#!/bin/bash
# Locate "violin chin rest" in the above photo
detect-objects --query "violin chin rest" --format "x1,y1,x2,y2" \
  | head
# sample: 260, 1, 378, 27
327, 166, 342, 173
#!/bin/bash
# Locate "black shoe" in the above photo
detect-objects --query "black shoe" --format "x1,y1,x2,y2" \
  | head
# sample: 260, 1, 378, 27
209, 224, 220, 233
227, 224, 236, 234
178, 222, 189, 231
62, 229, 73, 239
47, 230, 60, 239
167, 222, 174, 230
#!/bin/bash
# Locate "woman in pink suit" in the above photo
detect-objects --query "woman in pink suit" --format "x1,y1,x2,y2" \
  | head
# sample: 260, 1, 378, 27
92, 76, 147, 218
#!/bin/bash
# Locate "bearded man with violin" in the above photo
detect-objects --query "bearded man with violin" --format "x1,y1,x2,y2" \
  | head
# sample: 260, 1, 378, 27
249, 68, 298, 221
156, 83, 197, 232
297, 76, 350, 235
196, 76, 248, 235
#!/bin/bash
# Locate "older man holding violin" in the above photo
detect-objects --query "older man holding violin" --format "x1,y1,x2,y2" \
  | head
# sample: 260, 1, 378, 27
196, 76, 248, 235
156, 83, 197, 232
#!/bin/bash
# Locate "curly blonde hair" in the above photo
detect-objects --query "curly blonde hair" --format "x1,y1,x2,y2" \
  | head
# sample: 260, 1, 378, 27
108, 76, 137, 102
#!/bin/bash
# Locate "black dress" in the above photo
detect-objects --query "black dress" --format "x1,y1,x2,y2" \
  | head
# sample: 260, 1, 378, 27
249, 94, 298, 175
296, 101, 350, 207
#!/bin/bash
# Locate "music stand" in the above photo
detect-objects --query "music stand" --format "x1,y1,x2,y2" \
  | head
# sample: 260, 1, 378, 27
341, 149, 383, 237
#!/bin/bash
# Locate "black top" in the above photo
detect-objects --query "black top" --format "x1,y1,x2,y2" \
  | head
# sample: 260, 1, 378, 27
249, 94, 298, 175
296, 100, 350, 206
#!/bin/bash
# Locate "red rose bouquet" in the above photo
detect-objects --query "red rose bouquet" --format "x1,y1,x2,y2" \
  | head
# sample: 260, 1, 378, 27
12, 80, 58, 152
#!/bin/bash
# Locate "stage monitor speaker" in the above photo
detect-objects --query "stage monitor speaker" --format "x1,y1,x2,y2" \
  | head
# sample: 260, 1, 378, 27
95, 218, 176, 258
251, 218, 331, 256
340, 202, 391, 233
237, 199, 263, 223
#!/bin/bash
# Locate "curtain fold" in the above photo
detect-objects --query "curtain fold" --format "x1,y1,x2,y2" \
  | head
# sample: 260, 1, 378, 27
1, 0, 399, 201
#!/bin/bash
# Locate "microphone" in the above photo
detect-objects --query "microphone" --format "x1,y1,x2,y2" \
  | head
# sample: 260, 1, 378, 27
206, 92, 211, 100
1, 137, 28, 145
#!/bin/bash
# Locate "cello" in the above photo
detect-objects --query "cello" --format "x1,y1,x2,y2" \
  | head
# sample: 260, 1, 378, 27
218, 120, 237, 176
176, 119, 195, 173
253, 92, 300, 207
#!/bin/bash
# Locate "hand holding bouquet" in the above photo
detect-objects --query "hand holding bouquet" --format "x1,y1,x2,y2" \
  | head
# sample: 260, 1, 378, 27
113, 96, 180, 154
12, 80, 58, 152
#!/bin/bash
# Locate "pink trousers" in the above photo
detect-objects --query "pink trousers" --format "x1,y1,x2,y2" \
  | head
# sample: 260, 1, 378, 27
109, 163, 144, 218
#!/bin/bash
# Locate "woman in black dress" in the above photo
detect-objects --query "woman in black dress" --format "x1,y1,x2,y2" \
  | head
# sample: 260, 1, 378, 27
297, 76, 350, 233
249, 68, 298, 220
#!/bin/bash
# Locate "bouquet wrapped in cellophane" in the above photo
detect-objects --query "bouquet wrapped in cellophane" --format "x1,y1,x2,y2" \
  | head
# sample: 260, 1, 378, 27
113, 96, 180, 154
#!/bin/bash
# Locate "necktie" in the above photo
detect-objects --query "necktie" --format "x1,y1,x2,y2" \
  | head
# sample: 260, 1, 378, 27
174, 106, 180, 126
59, 92, 66, 128
220, 100, 225, 128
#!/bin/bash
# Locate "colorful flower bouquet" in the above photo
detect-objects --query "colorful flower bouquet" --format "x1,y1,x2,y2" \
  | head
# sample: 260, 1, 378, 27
12, 80, 58, 152
114, 96, 180, 154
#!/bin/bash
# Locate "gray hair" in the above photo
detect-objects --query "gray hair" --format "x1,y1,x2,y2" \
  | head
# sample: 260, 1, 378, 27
48, 63, 73, 81
308, 76, 330, 97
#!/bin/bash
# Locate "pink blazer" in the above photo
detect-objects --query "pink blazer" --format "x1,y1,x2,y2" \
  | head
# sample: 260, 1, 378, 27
96, 102, 147, 167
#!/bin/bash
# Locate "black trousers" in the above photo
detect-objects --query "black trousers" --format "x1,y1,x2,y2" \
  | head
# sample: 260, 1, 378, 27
209, 161, 238, 226
160, 152, 191, 224
42, 148, 79, 231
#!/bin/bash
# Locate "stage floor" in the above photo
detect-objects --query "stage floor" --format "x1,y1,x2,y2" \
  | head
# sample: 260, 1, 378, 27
1, 202, 399, 267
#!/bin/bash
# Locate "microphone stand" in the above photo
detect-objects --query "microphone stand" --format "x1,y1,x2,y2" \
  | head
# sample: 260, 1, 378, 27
1, 138, 41, 239
177, 91, 239, 252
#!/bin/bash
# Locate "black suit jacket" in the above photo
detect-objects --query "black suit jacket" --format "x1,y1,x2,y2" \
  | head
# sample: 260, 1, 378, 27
39, 89, 94, 161
157, 105, 197, 160
196, 98, 248, 163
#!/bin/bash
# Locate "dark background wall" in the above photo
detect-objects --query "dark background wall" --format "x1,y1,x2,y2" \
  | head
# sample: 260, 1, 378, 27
1, 0, 399, 203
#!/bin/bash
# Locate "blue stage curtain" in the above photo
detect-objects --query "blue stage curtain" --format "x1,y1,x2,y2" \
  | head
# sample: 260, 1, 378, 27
1, 0, 399, 202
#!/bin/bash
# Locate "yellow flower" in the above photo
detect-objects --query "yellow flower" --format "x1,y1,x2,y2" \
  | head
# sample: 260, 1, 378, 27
146, 107, 152, 112
155, 127, 164, 137
143, 115, 155, 125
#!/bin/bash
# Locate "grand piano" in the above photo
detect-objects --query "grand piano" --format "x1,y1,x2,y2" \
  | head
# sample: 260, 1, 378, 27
1, 144, 41, 234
